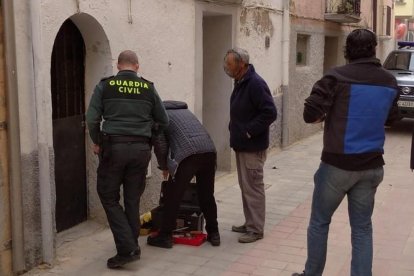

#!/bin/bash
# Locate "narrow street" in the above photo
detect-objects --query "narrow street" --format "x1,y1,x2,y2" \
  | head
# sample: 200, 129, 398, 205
26, 119, 414, 276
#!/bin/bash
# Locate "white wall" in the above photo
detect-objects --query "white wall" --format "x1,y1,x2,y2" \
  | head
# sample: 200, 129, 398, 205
40, 0, 196, 103
237, 0, 284, 96
236, 0, 285, 147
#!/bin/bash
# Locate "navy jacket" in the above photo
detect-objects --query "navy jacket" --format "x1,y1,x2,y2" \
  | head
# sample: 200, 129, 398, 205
229, 65, 277, 152
304, 58, 399, 170
152, 101, 216, 177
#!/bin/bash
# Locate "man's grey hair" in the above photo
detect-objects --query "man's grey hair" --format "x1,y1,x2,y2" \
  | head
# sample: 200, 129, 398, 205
225, 47, 249, 64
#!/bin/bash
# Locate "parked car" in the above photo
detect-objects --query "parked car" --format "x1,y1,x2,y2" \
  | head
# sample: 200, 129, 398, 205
383, 41, 414, 118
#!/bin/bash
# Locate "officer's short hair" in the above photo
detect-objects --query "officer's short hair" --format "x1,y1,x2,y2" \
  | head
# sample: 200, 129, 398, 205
225, 47, 249, 65
345, 29, 377, 61
118, 50, 139, 65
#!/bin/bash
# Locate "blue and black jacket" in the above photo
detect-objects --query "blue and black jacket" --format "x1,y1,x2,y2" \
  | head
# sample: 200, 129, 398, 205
304, 57, 399, 170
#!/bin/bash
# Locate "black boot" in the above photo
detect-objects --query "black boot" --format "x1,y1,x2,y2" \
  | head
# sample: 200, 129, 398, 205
107, 249, 140, 269
207, 232, 221, 246
147, 232, 173, 248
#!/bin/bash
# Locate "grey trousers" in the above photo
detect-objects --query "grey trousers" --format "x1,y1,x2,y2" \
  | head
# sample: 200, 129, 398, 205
235, 150, 267, 234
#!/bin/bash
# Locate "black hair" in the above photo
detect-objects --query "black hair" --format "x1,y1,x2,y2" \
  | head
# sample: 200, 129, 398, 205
345, 29, 377, 61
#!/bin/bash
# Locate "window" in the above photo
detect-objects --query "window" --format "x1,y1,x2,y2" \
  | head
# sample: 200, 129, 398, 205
386, 6, 391, 36
384, 52, 414, 72
296, 34, 310, 66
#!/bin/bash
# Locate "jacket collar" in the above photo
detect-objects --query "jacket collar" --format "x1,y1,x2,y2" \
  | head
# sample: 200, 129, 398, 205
117, 70, 138, 76
236, 64, 255, 85
163, 100, 188, 110
349, 57, 381, 66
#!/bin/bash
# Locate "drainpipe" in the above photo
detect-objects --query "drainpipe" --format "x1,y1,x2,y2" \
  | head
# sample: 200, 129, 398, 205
3, 0, 26, 274
281, 0, 290, 148
29, 0, 55, 265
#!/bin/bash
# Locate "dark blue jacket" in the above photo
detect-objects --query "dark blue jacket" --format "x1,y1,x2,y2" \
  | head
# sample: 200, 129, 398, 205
229, 65, 277, 152
304, 58, 399, 170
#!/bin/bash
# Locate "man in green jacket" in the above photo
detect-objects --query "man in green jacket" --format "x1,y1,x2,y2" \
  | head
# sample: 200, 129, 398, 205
86, 50, 168, 269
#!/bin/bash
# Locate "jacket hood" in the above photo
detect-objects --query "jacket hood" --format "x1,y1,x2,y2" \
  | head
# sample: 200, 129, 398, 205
163, 100, 188, 110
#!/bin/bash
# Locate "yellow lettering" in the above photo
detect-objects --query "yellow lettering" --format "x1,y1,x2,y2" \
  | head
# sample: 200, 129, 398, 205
119, 87, 124, 93
144, 83, 149, 89
122, 80, 128, 86
129, 81, 134, 87
135, 81, 140, 87
109, 80, 115, 86
116, 80, 122, 85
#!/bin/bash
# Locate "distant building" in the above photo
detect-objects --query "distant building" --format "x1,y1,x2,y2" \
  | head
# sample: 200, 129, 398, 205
395, 0, 414, 41
286, 0, 395, 145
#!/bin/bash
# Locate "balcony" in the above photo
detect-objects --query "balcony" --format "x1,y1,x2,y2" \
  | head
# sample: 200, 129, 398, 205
325, 0, 361, 24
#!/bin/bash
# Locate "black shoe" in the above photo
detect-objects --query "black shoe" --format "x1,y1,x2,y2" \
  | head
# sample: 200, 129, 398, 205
291, 272, 305, 276
207, 232, 221, 246
231, 224, 247, 233
107, 249, 140, 269
147, 233, 173, 249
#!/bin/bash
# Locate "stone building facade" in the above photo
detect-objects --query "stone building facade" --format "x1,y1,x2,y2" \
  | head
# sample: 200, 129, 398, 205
285, 0, 395, 145
1, 0, 395, 274
3, 0, 287, 273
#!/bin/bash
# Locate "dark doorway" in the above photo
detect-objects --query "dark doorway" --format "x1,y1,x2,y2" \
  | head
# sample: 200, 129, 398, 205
202, 14, 233, 172
324, 36, 339, 74
51, 19, 87, 232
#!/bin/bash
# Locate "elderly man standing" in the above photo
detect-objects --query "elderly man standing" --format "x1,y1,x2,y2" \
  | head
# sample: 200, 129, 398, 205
86, 50, 168, 269
223, 48, 277, 243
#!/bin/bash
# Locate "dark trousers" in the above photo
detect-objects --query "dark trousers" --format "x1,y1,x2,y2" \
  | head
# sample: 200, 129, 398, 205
97, 141, 151, 255
161, 152, 219, 235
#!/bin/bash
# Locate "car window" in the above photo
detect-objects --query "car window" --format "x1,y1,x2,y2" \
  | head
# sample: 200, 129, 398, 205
384, 52, 414, 71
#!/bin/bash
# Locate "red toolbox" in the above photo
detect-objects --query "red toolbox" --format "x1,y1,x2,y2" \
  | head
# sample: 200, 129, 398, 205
173, 233, 207, 246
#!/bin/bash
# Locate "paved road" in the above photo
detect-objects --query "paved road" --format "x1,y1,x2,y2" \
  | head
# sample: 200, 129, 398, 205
25, 119, 414, 276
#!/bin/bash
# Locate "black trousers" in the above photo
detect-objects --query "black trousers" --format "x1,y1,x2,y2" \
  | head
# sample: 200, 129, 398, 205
97, 141, 151, 255
161, 152, 219, 235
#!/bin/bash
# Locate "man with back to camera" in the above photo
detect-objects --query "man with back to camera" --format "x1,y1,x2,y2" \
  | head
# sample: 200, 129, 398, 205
86, 50, 169, 269
147, 100, 220, 248
292, 29, 399, 276
223, 47, 277, 243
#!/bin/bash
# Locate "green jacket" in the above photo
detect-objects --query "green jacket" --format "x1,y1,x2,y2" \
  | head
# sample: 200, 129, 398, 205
86, 70, 169, 144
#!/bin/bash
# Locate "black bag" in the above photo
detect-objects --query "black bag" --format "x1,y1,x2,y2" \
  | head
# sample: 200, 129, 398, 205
159, 180, 200, 210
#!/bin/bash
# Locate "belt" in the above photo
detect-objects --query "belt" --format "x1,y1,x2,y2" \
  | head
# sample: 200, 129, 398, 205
102, 134, 150, 144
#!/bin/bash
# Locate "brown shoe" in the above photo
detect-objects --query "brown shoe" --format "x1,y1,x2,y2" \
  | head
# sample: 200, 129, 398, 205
238, 232, 263, 243
231, 224, 247, 233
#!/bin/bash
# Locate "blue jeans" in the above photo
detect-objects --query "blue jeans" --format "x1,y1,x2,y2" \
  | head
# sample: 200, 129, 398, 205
305, 162, 383, 276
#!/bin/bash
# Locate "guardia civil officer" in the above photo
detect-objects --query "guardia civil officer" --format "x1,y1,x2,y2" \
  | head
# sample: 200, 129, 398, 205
86, 50, 169, 269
